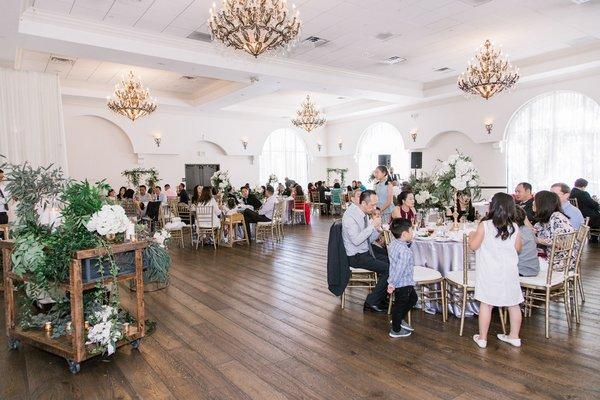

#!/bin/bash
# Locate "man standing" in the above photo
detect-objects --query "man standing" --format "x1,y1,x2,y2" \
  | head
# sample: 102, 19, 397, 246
241, 186, 262, 210
342, 190, 389, 313
243, 185, 277, 239
515, 182, 535, 223
570, 178, 600, 241
0, 169, 8, 225
551, 183, 584, 230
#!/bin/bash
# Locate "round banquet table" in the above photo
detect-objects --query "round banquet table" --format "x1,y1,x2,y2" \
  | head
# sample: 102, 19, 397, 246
411, 236, 479, 317
282, 198, 311, 225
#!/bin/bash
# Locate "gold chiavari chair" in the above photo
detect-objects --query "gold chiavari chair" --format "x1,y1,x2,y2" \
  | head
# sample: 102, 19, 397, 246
520, 231, 576, 339
568, 198, 579, 208
220, 212, 249, 247
310, 191, 324, 215
256, 201, 284, 243
568, 225, 589, 324
195, 205, 220, 250
383, 230, 447, 324
160, 205, 185, 247
444, 234, 482, 336
176, 203, 194, 244
291, 196, 307, 225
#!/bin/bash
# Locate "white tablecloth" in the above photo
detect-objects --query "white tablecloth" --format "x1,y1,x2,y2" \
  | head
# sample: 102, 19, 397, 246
411, 235, 478, 317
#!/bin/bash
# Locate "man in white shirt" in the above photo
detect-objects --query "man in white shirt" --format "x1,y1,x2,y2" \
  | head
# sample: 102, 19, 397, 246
153, 186, 168, 204
0, 169, 8, 225
243, 185, 277, 239
342, 189, 389, 313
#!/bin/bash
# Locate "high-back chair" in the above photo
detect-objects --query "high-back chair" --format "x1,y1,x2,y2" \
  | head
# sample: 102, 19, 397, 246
520, 231, 576, 338
383, 230, 447, 324
195, 205, 219, 250
310, 191, 323, 215
256, 201, 285, 243
444, 234, 478, 336
159, 205, 185, 247
568, 225, 589, 324
330, 188, 343, 215
292, 195, 307, 225
568, 198, 579, 208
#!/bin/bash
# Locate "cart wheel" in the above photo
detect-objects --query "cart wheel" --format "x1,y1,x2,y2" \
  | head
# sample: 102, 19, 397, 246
67, 359, 81, 374
8, 338, 21, 350
131, 339, 141, 349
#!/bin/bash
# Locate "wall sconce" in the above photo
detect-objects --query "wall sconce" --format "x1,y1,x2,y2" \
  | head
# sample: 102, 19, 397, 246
153, 132, 162, 147
317, 142, 322, 152
410, 129, 418, 142
337, 139, 343, 150
485, 123, 493, 135
241, 137, 248, 150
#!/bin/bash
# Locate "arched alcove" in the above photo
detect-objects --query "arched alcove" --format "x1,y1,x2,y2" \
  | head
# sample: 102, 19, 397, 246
259, 128, 308, 186
64, 115, 138, 187
355, 122, 409, 182
505, 90, 600, 193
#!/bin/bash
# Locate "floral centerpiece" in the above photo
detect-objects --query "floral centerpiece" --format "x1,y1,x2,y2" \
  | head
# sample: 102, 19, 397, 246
267, 174, 278, 187
86, 204, 130, 239
435, 151, 481, 205
210, 170, 232, 193
409, 173, 441, 210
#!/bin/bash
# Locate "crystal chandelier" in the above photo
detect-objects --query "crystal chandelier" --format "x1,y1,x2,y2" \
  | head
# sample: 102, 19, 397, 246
208, 0, 301, 58
291, 95, 326, 133
458, 39, 519, 100
107, 71, 157, 121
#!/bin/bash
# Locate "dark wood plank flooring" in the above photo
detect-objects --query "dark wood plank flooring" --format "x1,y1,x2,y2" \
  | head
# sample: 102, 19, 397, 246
1, 215, 600, 399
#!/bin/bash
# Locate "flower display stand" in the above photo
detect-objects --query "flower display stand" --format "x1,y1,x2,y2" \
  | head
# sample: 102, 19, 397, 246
1, 240, 147, 374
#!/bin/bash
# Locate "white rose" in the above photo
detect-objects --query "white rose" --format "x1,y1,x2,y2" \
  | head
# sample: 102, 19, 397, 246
438, 162, 451, 175
469, 178, 478, 187
447, 154, 460, 165
450, 177, 467, 191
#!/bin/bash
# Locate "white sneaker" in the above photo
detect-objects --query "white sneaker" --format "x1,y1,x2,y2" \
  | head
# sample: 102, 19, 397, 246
401, 320, 414, 332
497, 334, 522, 347
473, 334, 487, 348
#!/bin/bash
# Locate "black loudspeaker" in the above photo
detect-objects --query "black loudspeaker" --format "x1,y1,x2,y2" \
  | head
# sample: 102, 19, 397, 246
411, 152, 422, 169
378, 154, 391, 168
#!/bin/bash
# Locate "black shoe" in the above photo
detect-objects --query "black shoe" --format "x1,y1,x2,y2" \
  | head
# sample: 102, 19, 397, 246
363, 302, 386, 314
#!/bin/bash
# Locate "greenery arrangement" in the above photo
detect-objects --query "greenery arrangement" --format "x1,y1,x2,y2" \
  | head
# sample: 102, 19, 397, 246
434, 151, 482, 205
409, 173, 442, 210
326, 168, 348, 186
121, 167, 160, 188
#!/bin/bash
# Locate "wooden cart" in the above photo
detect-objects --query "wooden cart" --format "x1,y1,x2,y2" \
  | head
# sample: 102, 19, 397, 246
1, 240, 147, 373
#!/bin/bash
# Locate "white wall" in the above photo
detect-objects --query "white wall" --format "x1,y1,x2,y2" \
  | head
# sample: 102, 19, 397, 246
62, 102, 329, 189
324, 72, 600, 189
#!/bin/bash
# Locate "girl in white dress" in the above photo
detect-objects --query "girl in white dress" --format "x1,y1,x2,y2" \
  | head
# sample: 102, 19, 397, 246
468, 192, 524, 348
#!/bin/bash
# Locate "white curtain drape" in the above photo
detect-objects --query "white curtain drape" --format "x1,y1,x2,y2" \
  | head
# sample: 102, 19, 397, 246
259, 128, 308, 187
506, 91, 600, 194
356, 122, 409, 185
0, 68, 68, 172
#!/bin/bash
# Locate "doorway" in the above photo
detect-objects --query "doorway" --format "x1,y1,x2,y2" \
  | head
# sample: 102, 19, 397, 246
185, 164, 219, 194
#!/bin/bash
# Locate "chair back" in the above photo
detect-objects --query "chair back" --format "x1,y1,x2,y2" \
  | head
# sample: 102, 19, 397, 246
572, 225, 589, 276
168, 198, 180, 217
121, 199, 138, 218
145, 201, 162, 222
294, 196, 305, 210
545, 232, 576, 285
569, 198, 579, 208
273, 201, 285, 224
310, 191, 320, 203
382, 229, 391, 245
331, 188, 342, 205
462, 233, 476, 285
177, 203, 192, 225
195, 205, 215, 230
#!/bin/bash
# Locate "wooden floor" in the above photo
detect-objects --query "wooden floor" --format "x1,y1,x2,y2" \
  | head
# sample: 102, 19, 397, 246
1, 215, 600, 400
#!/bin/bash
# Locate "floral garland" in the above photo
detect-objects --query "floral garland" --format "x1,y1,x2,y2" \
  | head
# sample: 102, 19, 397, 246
121, 168, 160, 188
210, 170, 232, 193
435, 151, 481, 205
326, 168, 348, 186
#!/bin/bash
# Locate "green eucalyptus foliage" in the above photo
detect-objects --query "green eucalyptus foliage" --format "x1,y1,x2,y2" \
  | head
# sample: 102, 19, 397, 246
143, 242, 171, 284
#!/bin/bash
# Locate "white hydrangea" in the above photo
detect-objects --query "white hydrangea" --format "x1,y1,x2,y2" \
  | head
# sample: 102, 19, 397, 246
86, 205, 130, 236
438, 162, 451, 175
447, 154, 460, 165
153, 229, 171, 247
455, 159, 471, 177
450, 177, 467, 191
85, 305, 122, 356
415, 191, 431, 204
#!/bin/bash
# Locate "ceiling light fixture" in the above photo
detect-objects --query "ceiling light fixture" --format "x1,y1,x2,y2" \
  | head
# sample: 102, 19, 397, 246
107, 71, 157, 121
291, 95, 326, 133
208, 0, 301, 58
458, 39, 519, 100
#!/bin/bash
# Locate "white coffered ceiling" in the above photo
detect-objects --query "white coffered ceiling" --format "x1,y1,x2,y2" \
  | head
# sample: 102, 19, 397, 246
2, 0, 600, 120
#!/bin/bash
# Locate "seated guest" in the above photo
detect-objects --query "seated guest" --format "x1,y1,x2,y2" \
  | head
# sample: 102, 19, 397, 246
515, 182, 535, 223
400, 181, 412, 193
282, 183, 293, 197
570, 178, 600, 241
342, 190, 389, 313
137, 185, 151, 202
551, 182, 584, 230
357, 181, 367, 191
392, 191, 417, 222
293, 184, 306, 201
243, 185, 277, 237
154, 186, 167, 204
351, 189, 362, 206
193, 186, 222, 228
121, 189, 141, 218
117, 186, 127, 201
514, 207, 540, 277
277, 183, 286, 196
164, 184, 177, 198
533, 190, 575, 247
107, 188, 117, 202
178, 183, 190, 204
191, 185, 203, 205
317, 181, 331, 214
346, 185, 353, 192
387, 218, 417, 338
330, 183, 343, 205
241, 186, 262, 210
351, 180, 358, 190
446, 190, 476, 222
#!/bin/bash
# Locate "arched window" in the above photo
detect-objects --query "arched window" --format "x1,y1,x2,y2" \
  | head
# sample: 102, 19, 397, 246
355, 122, 409, 184
506, 91, 600, 194
260, 128, 308, 187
